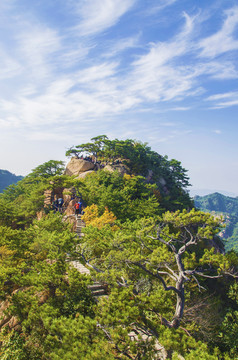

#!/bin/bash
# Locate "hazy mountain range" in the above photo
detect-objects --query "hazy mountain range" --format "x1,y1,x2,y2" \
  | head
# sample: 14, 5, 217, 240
190, 188, 238, 198
0, 169, 23, 193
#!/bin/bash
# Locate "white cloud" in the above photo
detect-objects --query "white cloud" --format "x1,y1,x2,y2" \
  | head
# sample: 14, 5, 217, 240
16, 26, 61, 79
75, 0, 136, 36
124, 13, 198, 102
199, 6, 238, 58
0, 50, 22, 80
206, 91, 238, 108
170, 107, 190, 111
207, 92, 238, 101
146, 0, 178, 15
0, 0, 238, 143
75, 62, 119, 83
103, 35, 140, 58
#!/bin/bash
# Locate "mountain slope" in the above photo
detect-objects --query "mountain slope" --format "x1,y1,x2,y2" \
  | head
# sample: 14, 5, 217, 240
0, 169, 23, 193
194, 192, 238, 252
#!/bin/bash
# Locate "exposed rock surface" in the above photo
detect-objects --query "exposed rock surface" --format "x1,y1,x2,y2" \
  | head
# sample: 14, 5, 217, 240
65, 158, 95, 176
77, 170, 95, 179
64, 199, 77, 217
103, 164, 129, 176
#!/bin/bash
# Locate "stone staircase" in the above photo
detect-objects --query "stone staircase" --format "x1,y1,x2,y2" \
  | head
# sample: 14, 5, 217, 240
75, 214, 85, 237
70, 260, 91, 275
70, 214, 108, 299
88, 282, 108, 298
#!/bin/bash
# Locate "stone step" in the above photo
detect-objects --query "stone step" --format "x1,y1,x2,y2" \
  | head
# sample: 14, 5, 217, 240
91, 289, 107, 297
88, 283, 107, 291
70, 261, 90, 275
71, 217, 108, 299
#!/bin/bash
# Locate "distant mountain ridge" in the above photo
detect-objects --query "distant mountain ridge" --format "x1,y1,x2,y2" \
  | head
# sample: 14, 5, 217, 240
0, 169, 23, 193
194, 192, 238, 252
190, 188, 238, 197
194, 192, 238, 213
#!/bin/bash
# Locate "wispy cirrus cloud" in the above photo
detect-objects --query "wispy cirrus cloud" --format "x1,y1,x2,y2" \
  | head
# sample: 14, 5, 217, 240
145, 0, 178, 15
74, 0, 136, 36
16, 26, 61, 79
103, 35, 141, 58
0, 1, 238, 142
206, 91, 238, 108
124, 13, 198, 102
199, 6, 238, 58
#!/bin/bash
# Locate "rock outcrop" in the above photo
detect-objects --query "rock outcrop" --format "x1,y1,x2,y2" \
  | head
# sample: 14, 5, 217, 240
103, 164, 129, 176
43, 159, 131, 219
65, 158, 96, 177
77, 170, 95, 179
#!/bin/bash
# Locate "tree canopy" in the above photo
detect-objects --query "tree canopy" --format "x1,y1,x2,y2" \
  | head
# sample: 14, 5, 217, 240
0, 141, 237, 359
66, 136, 192, 211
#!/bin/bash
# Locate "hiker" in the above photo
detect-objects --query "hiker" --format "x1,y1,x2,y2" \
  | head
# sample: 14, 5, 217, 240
74, 199, 83, 216
57, 197, 64, 212
52, 198, 58, 213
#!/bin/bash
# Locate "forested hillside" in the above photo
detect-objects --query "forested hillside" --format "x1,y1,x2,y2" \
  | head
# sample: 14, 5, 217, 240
0, 137, 237, 359
194, 192, 238, 252
0, 169, 23, 193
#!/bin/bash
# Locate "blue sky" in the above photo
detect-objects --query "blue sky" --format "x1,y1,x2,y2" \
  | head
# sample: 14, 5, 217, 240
0, 0, 238, 195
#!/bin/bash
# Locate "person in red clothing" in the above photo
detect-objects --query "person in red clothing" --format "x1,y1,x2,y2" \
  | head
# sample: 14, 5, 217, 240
74, 199, 82, 215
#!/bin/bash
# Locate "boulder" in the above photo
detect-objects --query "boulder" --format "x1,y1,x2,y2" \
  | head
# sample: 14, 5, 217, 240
103, 164, 129, 176
65, 158, 96, 176
103, 165, 114, 173
64, 199, 77, 216
63, 194, 71, 207
77, 170, 95, 179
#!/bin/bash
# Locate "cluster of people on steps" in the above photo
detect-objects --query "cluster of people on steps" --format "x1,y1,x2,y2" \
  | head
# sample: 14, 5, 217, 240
52, 195, 84, 216
52, 197, 64, 212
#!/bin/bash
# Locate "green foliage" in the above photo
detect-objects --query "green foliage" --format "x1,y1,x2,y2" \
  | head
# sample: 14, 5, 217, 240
0, 179, 46, 228
218, 283, 238, 358
78, 208, 238, 358
0, 332, 26, 360
194, 192, 238, 215
79, 170, 161, 221
0, 213, 99, 359
28, 160, 65, 179
0, 161, 75, 228
66, 135, 108, 160
0, 142, 237, 359
66, 135, 193, 211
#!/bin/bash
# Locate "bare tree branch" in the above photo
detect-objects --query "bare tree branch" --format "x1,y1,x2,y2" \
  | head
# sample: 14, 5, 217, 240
157, 270, 177, 281
192, 275, 206, 292
129, 261, 181, 296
